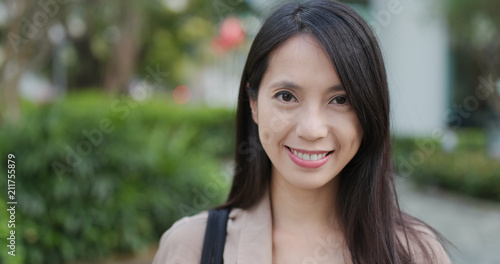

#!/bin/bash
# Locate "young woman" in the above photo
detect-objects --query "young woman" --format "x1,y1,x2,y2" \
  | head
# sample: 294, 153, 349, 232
153, 0, 451, 263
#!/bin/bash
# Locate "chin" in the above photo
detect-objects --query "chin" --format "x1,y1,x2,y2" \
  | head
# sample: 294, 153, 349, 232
275, 167, 338, 191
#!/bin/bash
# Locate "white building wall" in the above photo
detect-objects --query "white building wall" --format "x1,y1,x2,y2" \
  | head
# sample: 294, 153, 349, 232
369, 0, 449, 136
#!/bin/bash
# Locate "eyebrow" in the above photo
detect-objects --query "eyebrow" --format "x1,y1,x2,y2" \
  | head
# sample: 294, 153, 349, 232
269, 80, 344, 92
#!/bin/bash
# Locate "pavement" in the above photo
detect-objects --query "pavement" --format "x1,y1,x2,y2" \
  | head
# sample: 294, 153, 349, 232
396, 176, 500, 264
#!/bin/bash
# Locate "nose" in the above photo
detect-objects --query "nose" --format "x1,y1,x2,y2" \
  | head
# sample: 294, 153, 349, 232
295, 105, 329, 141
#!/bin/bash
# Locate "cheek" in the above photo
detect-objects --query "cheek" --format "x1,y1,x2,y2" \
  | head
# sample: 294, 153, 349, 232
334, 113, 363, 148
257, 102, 295, 141
258, 126, 276, 147
256, 101, 279, 147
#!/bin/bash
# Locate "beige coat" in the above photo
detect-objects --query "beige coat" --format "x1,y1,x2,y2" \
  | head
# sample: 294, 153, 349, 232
152, 190, 450, 264
152, 191, 272, 264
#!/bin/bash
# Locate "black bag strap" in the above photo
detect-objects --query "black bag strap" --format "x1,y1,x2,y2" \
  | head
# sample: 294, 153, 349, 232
200, 208, 230, 264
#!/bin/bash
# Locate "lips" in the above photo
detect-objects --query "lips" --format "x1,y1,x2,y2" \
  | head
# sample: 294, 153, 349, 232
285, 146, 333, 168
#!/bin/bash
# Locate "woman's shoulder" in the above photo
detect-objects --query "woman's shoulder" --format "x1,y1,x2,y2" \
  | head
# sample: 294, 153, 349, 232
152, 211, 209, 264
397, 222, 451, 264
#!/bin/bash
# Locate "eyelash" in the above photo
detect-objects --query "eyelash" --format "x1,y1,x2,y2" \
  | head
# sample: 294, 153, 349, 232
274, 91, 350, 105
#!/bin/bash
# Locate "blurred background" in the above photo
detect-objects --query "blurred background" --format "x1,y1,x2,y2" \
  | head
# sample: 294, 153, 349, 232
0, 0, 499, 263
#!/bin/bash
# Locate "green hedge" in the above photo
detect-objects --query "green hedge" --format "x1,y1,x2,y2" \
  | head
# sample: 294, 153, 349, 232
393, 129, 500, 201
0, 92, 235, 263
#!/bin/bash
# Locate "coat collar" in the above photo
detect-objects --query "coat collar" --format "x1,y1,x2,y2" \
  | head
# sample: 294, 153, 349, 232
229, 190, 273, 263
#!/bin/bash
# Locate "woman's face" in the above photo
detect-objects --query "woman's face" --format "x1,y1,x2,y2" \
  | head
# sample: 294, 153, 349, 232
250, 34, 363, 190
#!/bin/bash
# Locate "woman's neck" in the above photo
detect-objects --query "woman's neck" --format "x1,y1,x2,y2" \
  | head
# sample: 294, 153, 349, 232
270, 167, 340, 234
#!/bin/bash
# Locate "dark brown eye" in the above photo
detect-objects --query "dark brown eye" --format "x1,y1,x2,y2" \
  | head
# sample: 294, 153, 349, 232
282, 93, 292, 102
275, 91, 296, 102
333, 95, 349, 105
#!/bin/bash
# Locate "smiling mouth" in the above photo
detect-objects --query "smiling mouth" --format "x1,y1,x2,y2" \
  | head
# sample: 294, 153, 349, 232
286, 146, 334, 161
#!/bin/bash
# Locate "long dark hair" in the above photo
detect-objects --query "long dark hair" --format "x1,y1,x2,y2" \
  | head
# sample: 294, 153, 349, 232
221, 0, 447, 263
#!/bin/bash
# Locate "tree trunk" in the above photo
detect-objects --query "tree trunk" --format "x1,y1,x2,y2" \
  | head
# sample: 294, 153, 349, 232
1, 0, 58, 124
103, 2, 142, 93
0, 0, 32, 124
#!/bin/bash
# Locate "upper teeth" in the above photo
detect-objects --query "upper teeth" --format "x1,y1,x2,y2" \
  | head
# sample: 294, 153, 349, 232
291, 149, 329, 161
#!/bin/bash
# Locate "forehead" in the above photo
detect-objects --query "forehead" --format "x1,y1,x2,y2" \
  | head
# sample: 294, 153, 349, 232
262, 34, 341, 90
